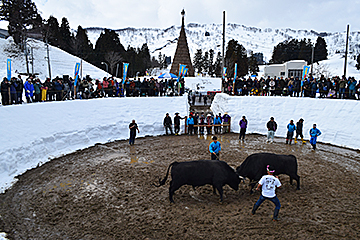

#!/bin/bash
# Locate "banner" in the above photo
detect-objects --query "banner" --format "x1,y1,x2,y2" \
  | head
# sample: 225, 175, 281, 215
302, 66, 310, 80
233, 63, 237, 83
74, 62, 80, 86
7, 59, 11, 81
178, 64, 186, 82
223, 67, 227, 79
123, 63, 129, 84
183, 68, 188, 77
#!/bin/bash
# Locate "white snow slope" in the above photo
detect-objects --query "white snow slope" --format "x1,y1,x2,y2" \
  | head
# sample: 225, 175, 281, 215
211, 93, 360, 150
0, 37, 108, 81
0, 96, 189, 192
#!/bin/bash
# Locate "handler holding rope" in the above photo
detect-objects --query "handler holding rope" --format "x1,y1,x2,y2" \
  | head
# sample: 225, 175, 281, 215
251, 165, 282, 221
209, 136, 221, 160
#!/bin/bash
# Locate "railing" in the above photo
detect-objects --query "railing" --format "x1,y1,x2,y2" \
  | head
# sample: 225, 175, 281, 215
184, 116, 231, 134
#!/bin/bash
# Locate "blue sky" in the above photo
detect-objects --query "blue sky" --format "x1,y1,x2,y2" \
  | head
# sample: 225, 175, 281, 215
1, 0, 359, 32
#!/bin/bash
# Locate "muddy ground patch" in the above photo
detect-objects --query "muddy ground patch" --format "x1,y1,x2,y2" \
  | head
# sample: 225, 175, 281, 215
1, 134, 360, 239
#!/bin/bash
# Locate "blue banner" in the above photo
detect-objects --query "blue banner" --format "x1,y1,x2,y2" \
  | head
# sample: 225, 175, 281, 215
302, 66, 310, 80
7, 59, 11, 81
223, 67, 227, 79
233, 63, 237, 83
183, 68, 188, 77
178, 64, 186, 82
123, 63, 129, 84
74, 62, 80, 86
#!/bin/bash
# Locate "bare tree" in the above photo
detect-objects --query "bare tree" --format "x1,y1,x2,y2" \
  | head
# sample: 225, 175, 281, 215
313, 62, 332, 79
104, 51, 123, 76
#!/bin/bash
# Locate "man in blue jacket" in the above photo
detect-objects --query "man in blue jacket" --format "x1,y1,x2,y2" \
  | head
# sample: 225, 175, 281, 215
209, 136, 221, 160
309, 124, 321, 150
286, 120, 296, 144
187, 115, 195, 135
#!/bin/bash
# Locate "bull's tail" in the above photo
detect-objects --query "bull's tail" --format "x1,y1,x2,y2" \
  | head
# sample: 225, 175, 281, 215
153, 162, 178, 187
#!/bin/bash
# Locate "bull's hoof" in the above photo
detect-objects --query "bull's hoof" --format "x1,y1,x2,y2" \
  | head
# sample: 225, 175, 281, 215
296, 187, 300, 190
219, 201, 223, 205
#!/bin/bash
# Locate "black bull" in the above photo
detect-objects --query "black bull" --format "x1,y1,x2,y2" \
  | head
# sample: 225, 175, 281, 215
154, 160, 241, 203
236, 153, 300, 192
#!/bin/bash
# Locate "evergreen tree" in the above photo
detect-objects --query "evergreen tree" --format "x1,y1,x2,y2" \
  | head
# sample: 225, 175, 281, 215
208, 49, 215, 76
225, 39, 248, 77
74, 25, 93, 61
214, 52, 222, 77
248, 52, 259, 75
0, 0, 42, 45
94, 29, 126, 72
356, 54, 360, 70
203, 51, 210, 74
59, 17, 74, 54
314, 36, 328, 62
193, 49, 203, 74
271, 38, 312, 64
43, 16, 61, 48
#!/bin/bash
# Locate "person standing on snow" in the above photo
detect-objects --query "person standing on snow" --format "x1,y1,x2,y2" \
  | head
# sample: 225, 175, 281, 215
222, 112, 231, 133
266, 117, 277, 143
251, 165, 282, 221
286, 120, 296, 144
209, 136, 221, 160
206, 114, 213, 135
239, 116, 248, 141
163, 113, 173, 135
294, 118, 305, 144
187, 115, 195, 135
174, 112, 184, 135
213, 114, 222, 134
129, 119, 140, 145
309, 124, 321, 150
24, 77, 35, 103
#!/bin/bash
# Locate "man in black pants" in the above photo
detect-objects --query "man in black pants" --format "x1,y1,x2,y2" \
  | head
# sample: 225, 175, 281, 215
163, 113, 173, 135
174, 112, 184, 135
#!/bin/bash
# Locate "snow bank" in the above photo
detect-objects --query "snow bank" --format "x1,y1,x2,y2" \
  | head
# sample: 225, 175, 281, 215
211, 93, 360, 150
0, 96, 189, 191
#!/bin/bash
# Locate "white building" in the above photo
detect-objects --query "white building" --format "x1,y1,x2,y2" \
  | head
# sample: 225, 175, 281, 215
264, 60, 307, 78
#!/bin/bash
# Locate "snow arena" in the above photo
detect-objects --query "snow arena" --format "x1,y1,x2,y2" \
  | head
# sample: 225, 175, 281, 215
0, 94, 360, 239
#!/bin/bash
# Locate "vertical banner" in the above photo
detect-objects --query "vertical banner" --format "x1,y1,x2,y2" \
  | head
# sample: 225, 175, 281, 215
223, 67, 227, 79
178, 64, 186, 82
302, 66, 310, 80
123, 63, 129, 84
7, 59, 11, 81
183, 68, 188, 77
74, 63, 80, 86
233, 63, 237, 83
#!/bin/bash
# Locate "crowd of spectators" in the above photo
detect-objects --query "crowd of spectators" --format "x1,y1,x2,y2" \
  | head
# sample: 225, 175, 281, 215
0, 74, 185, 105
222, 74, 360, 100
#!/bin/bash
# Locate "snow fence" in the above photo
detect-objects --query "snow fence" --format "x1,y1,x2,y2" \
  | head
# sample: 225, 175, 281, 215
211, 93, 360, 150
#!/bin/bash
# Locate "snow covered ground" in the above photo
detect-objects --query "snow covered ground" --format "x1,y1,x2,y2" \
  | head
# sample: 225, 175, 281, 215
0, 37, 108, 81
0, 96, 189, 192
211, 93, 360, 150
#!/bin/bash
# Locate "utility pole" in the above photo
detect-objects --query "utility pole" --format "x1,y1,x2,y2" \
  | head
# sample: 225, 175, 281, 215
46, 37, 52, 79
221, 11, 225, 92
310, 45, 314, 76
30, 46, 34, 75
24, 37, 29, 75
344, 24, 350, 77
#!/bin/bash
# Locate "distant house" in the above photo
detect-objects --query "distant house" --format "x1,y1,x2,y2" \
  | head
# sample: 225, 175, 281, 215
264, 60, 307, 79
0, 29, 9, 39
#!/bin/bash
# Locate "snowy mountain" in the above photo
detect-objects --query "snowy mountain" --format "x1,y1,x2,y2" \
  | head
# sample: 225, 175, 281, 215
86, 23, 360, 62
1, 22, 360, 81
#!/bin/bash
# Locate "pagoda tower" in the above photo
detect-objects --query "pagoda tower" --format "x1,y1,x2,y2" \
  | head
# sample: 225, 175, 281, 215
170, 9, 195, 77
